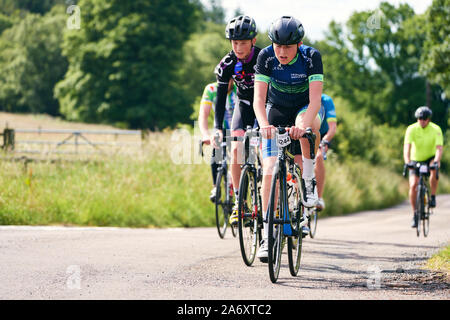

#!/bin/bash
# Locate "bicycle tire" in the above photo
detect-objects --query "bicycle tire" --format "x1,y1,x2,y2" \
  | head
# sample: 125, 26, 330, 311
268, 169, 284, 283
215, 170, 228, 239
415, 184, 423, 237
238, 165, 259, 266
287, 166, 303, 276
308, 207, 318, 238
423, 187, 430, 237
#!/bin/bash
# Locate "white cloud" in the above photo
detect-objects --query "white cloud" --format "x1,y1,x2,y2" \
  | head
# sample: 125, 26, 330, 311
204, 0, 432, 40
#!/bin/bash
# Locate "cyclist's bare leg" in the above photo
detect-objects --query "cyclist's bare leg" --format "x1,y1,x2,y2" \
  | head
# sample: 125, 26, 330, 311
295, 114, 321, 158
409, 174, 419, 211
295, 114, 321, 177
231, 129, 245, 197
262, 156, 277, 240
429, 168, 438, 196
315, 150, 325, 198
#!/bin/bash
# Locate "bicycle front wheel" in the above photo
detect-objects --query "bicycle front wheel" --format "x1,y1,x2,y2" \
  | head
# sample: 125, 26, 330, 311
268, 169, 284, 283
415, 185, 423, 237
423, 188, 430, 237
215, 170, 228, 239
288, 165, 303, 276
238, 165, 259, 266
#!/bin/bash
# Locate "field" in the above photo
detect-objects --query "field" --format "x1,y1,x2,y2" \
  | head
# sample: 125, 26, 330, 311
0, 112, 448, 227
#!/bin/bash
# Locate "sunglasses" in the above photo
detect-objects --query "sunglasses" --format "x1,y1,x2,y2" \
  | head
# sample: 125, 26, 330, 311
418, 117, 430, 120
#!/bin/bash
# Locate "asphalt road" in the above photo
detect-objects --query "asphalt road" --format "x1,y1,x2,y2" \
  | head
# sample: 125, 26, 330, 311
0, 195, 449, 300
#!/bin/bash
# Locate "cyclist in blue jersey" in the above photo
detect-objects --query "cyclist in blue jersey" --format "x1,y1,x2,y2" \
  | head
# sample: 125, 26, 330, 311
212, 15, 261, 225
253, 16, 324, 260
198, 79, 236, 202
315, 94, 337, 210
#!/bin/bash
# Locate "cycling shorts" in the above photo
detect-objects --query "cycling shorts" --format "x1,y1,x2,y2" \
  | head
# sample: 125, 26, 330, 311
231, 98, 258, 132
409, 156, 435, 177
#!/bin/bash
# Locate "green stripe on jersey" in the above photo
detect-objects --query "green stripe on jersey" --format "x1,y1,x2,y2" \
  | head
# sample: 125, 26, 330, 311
271, 81, 309, 94
255, 74, 271, 83
309, 74, 323, 82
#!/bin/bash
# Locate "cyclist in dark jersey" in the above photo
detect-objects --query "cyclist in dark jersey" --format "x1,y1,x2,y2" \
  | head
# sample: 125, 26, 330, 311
212, 15, 261, 225
253, 16, 324, 260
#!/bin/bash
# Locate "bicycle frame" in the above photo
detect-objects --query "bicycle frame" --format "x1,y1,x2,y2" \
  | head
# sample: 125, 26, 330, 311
271, 128, 316, 237
242, 127, 262, 219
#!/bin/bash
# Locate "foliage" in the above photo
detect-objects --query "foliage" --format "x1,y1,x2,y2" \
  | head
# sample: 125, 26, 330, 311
0, 6, 68, 115
0, 0, 66, 15
55, 0, 199, 129
420, 0, 450, 98
317, 2, 449, 131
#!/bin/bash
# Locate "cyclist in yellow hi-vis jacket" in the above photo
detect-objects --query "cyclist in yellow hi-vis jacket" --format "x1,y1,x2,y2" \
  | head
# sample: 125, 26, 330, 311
403, 106, 443, 228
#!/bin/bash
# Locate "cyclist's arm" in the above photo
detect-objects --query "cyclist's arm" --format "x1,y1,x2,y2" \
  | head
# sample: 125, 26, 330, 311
213, 83, 229, 131
198, 102, 212, 140
434, 126, 444, 165
322, 120, 337, 142
254, 48, 274, 138
303, 49, 323, 128
434, 145, 443, 165
403, 126, 413, 164
254, 81, 269, 127
302, 81, 322, 128
403, 143, 411, 164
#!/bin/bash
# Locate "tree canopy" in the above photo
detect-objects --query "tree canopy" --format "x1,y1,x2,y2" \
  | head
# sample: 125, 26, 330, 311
0, 0, 447, 132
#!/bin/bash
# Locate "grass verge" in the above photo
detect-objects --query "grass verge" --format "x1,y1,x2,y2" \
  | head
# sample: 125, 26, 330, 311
0, 130, 448, 227
424, 245, 450, 279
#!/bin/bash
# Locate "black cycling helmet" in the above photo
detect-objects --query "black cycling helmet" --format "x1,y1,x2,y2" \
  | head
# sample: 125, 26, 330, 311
414, 106, 432, 119
268, 16, 305, 45
225, 15, 257, 40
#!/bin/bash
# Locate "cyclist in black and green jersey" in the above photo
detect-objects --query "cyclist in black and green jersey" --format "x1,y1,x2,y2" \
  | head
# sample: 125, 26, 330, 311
198, 79, 236, 202
212, 15, 261, 225
253, 16, 324, 259
404, 106, 443, 227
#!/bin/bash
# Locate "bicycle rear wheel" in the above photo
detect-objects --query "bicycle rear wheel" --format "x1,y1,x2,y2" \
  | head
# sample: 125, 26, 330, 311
238, 165, 260, 266
423, 188, 430, 237
215, 170, 228, 239
288, 166, 303, 276
268, 169, 284, 283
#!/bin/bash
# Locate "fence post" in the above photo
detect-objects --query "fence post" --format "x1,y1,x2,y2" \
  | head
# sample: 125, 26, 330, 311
2, 128, 15, 151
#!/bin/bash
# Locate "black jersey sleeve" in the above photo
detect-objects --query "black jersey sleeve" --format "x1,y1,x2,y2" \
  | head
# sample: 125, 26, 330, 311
306, 48, 323, 83
214, 53, 234, 130
214, 82, 229, 130
254, 47, 273, 83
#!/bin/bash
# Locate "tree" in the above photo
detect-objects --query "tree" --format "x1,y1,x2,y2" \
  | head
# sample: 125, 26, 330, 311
0, 0, 66, 15
55, 0, 199, 129
203, 0, 226, 24
0, 6, 68, 115
317, 2, 448, 130
420, 0, 450, 98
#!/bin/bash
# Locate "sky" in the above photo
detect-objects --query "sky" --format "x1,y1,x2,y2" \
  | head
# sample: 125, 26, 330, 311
202, 0, 432, 41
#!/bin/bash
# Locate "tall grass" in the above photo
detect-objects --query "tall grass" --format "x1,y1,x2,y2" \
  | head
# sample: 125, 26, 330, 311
0, 131, 448, 227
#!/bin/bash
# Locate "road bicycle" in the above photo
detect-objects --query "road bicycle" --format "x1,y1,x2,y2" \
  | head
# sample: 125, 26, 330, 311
200, 130, 243, 239
266, 127, 316, 283
237, 126, 263, 266
403, 161, 439, 237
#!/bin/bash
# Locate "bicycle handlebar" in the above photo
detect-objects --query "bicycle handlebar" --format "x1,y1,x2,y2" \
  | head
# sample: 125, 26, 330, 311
275, 127, 316, 159
403, 162, 440, 180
